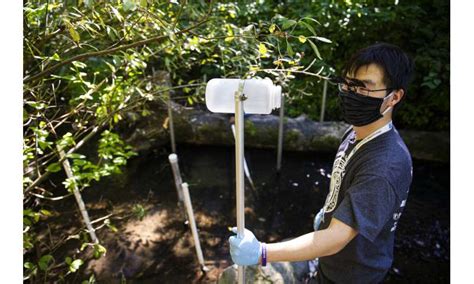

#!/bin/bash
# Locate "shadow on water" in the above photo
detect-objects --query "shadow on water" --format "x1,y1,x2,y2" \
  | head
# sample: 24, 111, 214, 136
56, 144, 448, 283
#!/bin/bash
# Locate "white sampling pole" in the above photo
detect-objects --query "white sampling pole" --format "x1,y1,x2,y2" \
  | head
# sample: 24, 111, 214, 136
234, 81, 246, 284
167, 92, 177, 153
231, 124, 256, 191
320, 79, 328, 122
181, 182, 209, 272
205, 78, 281, 284
276, 92, 285, 172
168, 153, 184, 203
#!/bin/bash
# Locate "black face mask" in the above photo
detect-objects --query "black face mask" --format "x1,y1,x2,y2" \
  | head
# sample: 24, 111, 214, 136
338, 90, 393, 127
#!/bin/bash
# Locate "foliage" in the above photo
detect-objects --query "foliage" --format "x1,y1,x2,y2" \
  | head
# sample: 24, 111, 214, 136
23, 0, 327, 281
254, 0, 449, 131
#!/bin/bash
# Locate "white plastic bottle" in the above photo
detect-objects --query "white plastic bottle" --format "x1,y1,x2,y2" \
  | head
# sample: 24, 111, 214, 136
205, 78, 282, 114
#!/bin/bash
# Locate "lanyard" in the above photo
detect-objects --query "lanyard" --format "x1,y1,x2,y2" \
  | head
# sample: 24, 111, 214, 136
314, 121, 393, 230
344, 121, 393, 164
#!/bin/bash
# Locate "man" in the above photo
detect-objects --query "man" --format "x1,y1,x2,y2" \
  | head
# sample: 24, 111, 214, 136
228, 42, 414, 283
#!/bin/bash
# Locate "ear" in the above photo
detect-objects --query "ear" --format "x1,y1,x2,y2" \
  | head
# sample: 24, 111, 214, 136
389, 89, 405, 107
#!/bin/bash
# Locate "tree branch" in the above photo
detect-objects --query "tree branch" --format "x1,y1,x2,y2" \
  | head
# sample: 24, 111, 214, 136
24, 7, 213, 85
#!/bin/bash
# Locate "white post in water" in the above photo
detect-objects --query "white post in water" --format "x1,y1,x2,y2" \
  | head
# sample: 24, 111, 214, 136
168, 154, 184, 203
277, 92, 285, 172
58, 147, 98, 243
167, 91, 177, 153
181, 183, 209, 272
320, 79, 328, 122
234, 81, 246, 284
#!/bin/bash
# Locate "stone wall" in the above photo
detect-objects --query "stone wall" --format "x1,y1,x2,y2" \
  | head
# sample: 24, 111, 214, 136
123, 103, 449, 163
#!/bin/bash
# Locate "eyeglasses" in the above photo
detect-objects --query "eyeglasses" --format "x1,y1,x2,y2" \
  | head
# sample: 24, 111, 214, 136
333, 76, 393, 97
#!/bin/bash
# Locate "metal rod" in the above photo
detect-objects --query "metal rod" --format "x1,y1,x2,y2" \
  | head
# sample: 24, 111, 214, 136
58, 147, 98, 243
168, 154, 184, 203
181, 182, 209, 271
277, 92, 285, 172
231, 124, 256, 191
234, 81, 246, 284
320, 79, 328, 122
167, 92, 177, 153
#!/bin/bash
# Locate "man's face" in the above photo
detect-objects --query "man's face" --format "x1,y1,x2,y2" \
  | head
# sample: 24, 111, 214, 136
346, 63, 394, 112
346, 63, 389, 99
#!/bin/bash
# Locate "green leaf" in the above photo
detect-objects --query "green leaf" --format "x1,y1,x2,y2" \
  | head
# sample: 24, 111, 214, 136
258, 43, 268, 57
46, 162, 62, 173
24, 262, 36, 270
187, 96, 193, 105
133, 204, 146, 220
269, 24, 276, 33
93, 244, 107, 258
67, 153, 86, 159
302, 17, 321, 26
123, 0, 137, 12
84, 0, 94, 7
110, 7, 123, 22
299, 21, 316, 36
113, 156, 126, 165
286, 40, 294, 57
140, 0, 147, 7
298, 35, 307, 43
40, 209, 52, 216
308, 39, 322, 60
69, 259, 84, 273
282, 19, 297, 29
51, 53, 61, 61
68, 26, 81, 43
315, 36, 332, 43
72, 61, 87, 69
80, 242, 89, 251
38, 255, 54, 271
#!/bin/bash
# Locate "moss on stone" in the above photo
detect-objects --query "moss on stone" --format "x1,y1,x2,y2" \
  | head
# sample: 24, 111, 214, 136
284, 129, 303, 150
310, 135, 339, 153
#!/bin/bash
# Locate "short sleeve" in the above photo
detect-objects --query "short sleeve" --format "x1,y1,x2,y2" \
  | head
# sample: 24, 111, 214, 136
332, 175, 396, 242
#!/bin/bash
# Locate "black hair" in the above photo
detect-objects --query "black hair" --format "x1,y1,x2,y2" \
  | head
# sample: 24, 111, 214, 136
343, 43, 414, 96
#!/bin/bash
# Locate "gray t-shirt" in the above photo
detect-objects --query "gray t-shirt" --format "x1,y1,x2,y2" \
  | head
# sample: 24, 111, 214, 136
317, 125, 412, 284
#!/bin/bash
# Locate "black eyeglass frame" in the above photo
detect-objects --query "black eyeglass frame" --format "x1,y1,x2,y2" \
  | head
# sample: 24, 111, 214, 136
330, 76, 394, 97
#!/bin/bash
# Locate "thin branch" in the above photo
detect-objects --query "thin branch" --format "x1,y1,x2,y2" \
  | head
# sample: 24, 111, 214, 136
260, 66, 328, 80
90, 213, 114, 225
24, 5, 213, 84
302, 58, 318, 72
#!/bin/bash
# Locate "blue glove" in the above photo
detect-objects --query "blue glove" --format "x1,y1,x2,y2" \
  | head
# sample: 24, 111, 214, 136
228, 227, 262, 266
313, 208, 324, 231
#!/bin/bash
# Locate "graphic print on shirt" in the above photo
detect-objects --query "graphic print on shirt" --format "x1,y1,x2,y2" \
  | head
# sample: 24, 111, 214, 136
322, 131, 355, 214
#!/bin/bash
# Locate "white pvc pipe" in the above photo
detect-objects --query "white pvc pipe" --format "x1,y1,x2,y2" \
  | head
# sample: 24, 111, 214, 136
181, 182, 208, 271
320, 80, 328, 122
168, 153, 184, 203
234, 81, 246, 284
231, 124, 256, 190
277, 92, 285, 172
167, 92, 177, 153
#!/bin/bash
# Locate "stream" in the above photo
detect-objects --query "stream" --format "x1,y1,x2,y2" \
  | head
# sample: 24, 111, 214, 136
49, 144, 449, 283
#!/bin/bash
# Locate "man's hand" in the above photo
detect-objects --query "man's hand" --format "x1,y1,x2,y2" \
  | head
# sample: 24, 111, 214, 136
228, 227, 262, 266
